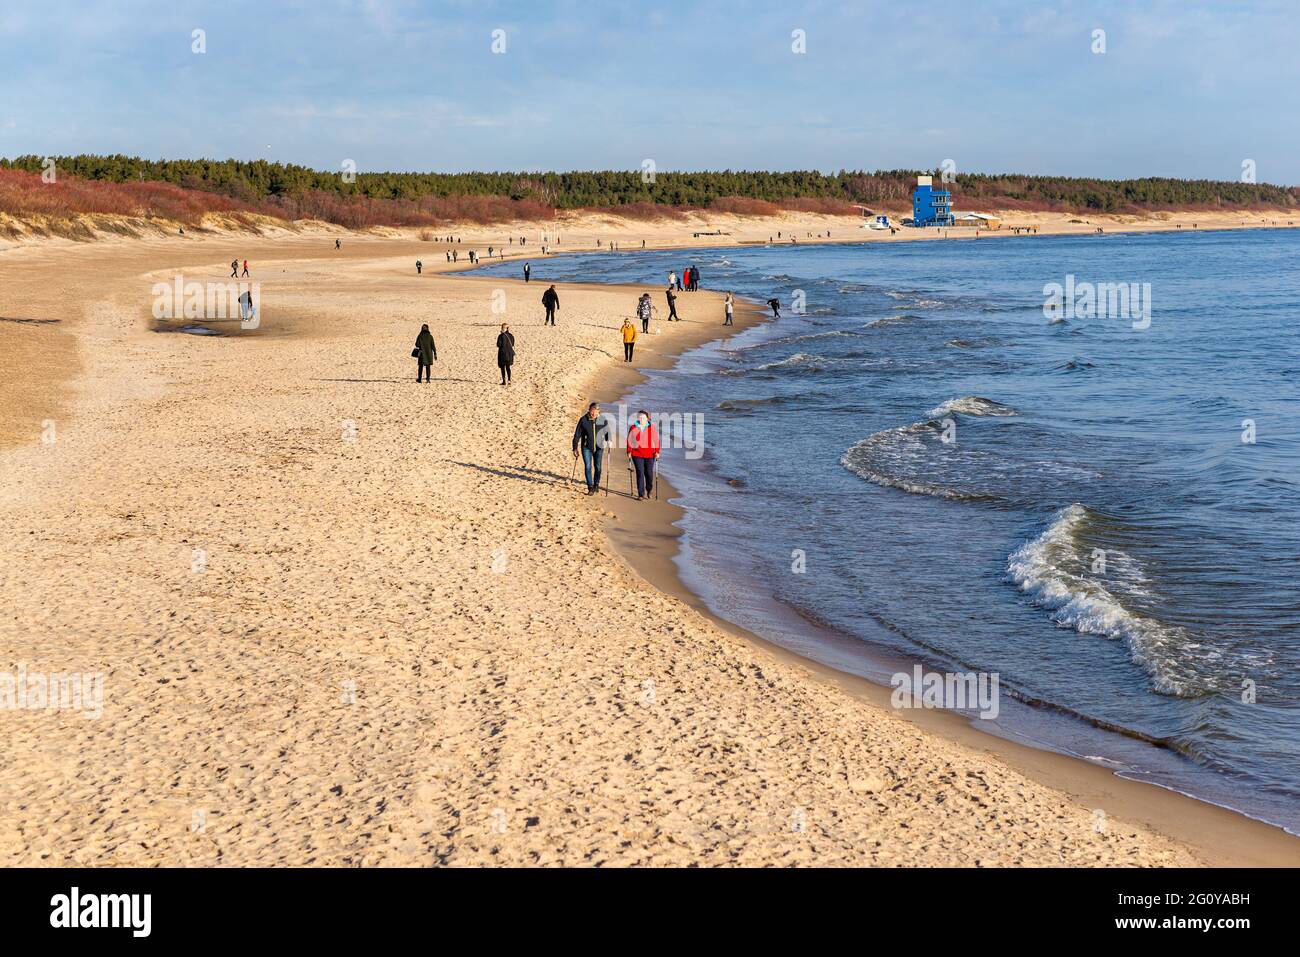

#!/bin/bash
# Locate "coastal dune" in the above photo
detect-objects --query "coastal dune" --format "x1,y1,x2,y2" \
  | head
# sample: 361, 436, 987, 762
0, 228, 1286, 866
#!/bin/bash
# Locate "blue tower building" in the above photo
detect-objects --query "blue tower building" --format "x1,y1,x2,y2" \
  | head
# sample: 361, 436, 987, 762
911, 175, 954, 227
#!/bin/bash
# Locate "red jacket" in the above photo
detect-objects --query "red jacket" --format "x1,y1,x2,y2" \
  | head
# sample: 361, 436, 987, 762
628, 423, 660, 457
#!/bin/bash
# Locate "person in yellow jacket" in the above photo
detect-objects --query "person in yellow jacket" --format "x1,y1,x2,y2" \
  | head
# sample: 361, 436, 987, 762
621, 317, 637, 363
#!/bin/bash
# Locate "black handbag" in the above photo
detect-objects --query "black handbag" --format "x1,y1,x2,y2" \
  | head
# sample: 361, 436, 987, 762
411, 348, 420, 358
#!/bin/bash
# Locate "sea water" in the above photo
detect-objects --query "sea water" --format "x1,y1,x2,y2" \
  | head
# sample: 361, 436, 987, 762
479, 229, 1300, 832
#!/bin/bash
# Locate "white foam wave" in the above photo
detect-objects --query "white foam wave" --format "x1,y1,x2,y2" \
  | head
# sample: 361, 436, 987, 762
926, 396, 1019, 418
1006, 505, 1197, 696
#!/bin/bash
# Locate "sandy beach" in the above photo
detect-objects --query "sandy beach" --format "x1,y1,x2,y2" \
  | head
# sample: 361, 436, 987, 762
3, 216, 1300, 867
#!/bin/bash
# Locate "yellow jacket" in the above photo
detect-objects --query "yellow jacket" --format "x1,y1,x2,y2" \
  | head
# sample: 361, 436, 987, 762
621, 322, 637, 343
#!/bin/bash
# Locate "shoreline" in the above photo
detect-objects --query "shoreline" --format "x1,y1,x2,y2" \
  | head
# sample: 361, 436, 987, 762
560, 273, 1300, 868
2, 223, 1297, 865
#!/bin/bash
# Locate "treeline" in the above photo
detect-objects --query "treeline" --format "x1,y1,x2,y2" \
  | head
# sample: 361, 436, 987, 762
2, 154, 1297, 227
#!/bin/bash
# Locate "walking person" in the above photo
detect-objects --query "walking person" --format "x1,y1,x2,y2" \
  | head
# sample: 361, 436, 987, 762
690, 265, 700, 291
413, 323, 437, 382
523, 262, 531, 283
542, 284, 559, 325
668, 270, 677, 290
621, 317, 637, 362
238, 289, 255, 325
416, 260, 423, 275
767, 297, 782, 318
665, 286, 680, 321
230, 259, 239, 279
496, 323, 515, 385
675, 270, 684, 292
724, 292, 734, 325
627, 410, 660, 500
571, 402, 611, 495
335, 239, 341, 250
242, 259, 250, 278
637, 293, 652, 334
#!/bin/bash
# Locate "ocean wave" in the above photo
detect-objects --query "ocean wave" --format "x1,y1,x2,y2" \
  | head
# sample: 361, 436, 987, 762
716, 394, 808, 412
763, 329, 866, 347
840, 422, 990, 502
866, 313, 925, 328
1053, 359, 1096, 372
751, 352, 825, 372
837, 397, 1106, 505
1006, 505, 1205, 697
926, 396, 1018, 418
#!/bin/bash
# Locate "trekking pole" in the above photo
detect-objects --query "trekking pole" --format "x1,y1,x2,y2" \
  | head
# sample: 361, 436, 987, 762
569, 454, 578, 488
628, 455, 634, 498
654, 461, 660, 500
604, 450, 611, 497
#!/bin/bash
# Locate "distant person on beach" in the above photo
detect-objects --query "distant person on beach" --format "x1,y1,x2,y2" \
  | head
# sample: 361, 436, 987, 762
767, 297, 781, 318
665, 286, 680, 321
572, 402, 611, 495
496, 323, 515, 385
621, 318, 637, 362
724, 292, 734, 325
335, 239, 341, 249
690, 265, 701, 291
242, 260, 250, 278
637, 293, 652, 334
523, 262, 531, 283
627, 410, 660, 500
542, 285, 559, 325
668, 270, 677, 289
414, 323, 437, 382
231, 259, 239, 278
416, 260, 423, 275
675, 271, 684, 292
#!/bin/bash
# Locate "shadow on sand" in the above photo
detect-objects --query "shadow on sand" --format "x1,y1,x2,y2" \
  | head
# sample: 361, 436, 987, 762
451, 460, 633, 497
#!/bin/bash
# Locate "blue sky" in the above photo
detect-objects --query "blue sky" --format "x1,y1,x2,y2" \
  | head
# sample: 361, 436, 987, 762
2, 0, 1297, 182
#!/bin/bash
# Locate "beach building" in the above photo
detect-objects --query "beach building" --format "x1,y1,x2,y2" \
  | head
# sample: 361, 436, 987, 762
911, 175, 955, 227
953, 212, 1002, 229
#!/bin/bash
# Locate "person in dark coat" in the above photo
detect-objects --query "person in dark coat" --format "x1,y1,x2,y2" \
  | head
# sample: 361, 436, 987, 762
496, 323, 515, 385
414, 324, 437, 382
542, 285, 559, 325
523, 262, 531, 283
665, 286, 680, 321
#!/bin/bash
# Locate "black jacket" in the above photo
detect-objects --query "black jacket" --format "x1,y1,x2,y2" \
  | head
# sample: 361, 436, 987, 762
415, 329, 436, 363
496, 331, 515, 366
542, 288, 560, 309
572, 414, 611, 452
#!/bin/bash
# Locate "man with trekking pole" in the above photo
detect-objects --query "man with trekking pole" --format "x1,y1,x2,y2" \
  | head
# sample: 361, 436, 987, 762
571, 402, 611, 496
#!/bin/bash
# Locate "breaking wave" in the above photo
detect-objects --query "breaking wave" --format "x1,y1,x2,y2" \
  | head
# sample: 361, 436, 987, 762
1006, 505, 1210, 697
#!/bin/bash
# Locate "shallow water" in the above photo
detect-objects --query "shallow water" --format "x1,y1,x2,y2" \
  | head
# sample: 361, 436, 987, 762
478, 231, 1300, 832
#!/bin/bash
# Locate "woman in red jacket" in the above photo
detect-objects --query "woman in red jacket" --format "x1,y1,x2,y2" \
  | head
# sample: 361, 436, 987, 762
627, 410, 660, 500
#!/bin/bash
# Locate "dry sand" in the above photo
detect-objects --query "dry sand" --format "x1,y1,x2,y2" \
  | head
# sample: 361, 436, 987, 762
2, 216, 1298, 866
